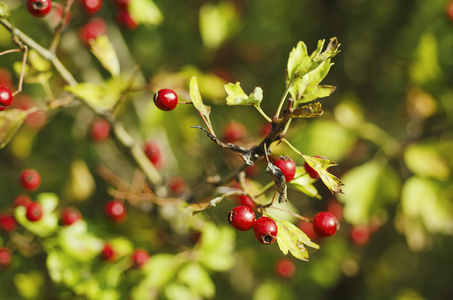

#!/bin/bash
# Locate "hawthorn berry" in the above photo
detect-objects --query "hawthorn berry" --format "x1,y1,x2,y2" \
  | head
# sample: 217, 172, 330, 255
0, 85, 13, 111
26, 202, 43, 222
117, 9, 139, 31
90, 117, 110, 141
101, 243, 116, 261
114, 0, 130, 9
13, 194, 32, 208
105, 200, 127, 223
143, 140, 164, 169
19, 169, 41, 192
79, 17, 107, 45
26, 0, 52, 17
131, 249, 150, 268
351, 225, 370, 247
275, 258, 296, 279
253, 216, 278, 245
236, 195, 256, 210
304, 156, 322, 179
168, 176, 187, 195
298, 220, 317, 240
61, 207, 82, 226
223, 121, 246, 143
0, 68, 13, 91
11, 95, 47, 128
0, 247, 12, 267
153, 89, 178, 111
312, 211, 339, 237
228, 206, 255, 231
273, 156, 296, 183
0, 214, 18, 232
447, 1, 453, 22
81, 0, 102, 14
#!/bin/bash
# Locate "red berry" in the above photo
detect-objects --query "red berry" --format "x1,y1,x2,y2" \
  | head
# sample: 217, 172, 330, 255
131, 249, 149, 268
101, 243, 116, 261
312, 212, 339, 237
79, 17, 107, 45
0, 247, 12, 267
168, 176, 187, 195
61, 207, 82, 226
253, 216, 278, 245
19, 169, 41, 192
143, 140, 164, 169
447, 1, 453, 22
114, 0, 130, 8
228, 206, 255, 231
0, 85, 13, 111
351, 225, 370, 247
298, 220, 317, 240
81, 0, 102, 14
90, 117, 110, 141
0, 214, 18, 232
11, 95, 47, 128
223, 121, 246, 143
236, 195, 256, 210
153, 89, 178, 111
327, 199, 343, 222
273, 156, 296, 183
13, 194, 32, 209
26, 202, 43, 222
105, 200, 127, 223
260, 123, 272, 137
275, 258, 296, 279
26, 0, 52, 18
0, 69, 13, 91
117, 9, 139, 31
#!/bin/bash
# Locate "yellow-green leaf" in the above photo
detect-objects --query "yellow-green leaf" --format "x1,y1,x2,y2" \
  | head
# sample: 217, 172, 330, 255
65, 82, 119, 110
0, 109, 27, 149
302, 155, 343, 194
90, 35, 120, 77
128, 0, 163, 27
276, 220, 319, 261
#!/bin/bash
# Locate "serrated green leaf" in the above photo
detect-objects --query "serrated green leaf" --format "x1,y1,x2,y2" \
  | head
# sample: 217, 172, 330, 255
290, 167, 321, 199
289, 102, 323, 118
0, 3, 11, 18
276, 220, 319, 261
177, 263, 215, 298
225, 82, 263, 106
89, 35, 120, 77
65, 83, 119, 110
0, 108, 27, 149
302, 155, 343, 194
129, 0, 163, 27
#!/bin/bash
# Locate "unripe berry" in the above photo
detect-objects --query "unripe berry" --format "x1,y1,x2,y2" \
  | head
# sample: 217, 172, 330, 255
26, 202, 43, 222
26, 0, 52, 17
81, 0, 102, 14
19, 169, 41, 192
312, 211, 339, 237
61, 207, 82, 226
153, 89, 178, 111
275, 258, 296, 279
0, 85, 13, 111
101, 243, 116, 261
131, 249, 149, 268
228, 206, 255, 231
0, 247, 12, 267
0, 214, 18, 232
105, 200, 127, 223
273, 156, 296, 183
223, 121, 246, 143
253, 216, 278, 245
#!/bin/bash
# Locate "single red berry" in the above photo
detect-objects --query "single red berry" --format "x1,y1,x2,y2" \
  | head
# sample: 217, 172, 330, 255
143, 140, 164, 169
101, 243, 116, 261
312, 211, 339, 237
0, 85, 13, 111
275, 258, 296, 279
117, 9, 139, 31
131, 249, 149, 268
253, 216, 278, 245
273, 156, 296, 183
447, 1, 453, 22
13, 194, 32, 208
223, 121, 247, 143
19, 169, 41, 192
61, 207, 82, 226
90, 117, 110, 141
105, 200, 127, 223
351, 225, 370, 247
81, 0, 102, 14
236, 195, 256, 210
0, 214, 18, 232
26, 202, 43, 222
114, 0, 130, 9
169, 176, 187, 195
79, 17, 107, 45
26, 0, 52, 17
228, 206, 255, 231
153, 89, 178, 111
0, 247, 12, 267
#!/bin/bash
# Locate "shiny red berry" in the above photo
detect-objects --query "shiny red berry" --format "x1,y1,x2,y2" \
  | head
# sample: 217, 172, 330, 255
253, 216, 278, 245
26, 202, 43, 222
13, 194, 32, 208
236, 195, 256, 210
90, 117, 110, 141
153, 89, 178, 111
223, 121, 246, 143
105, 200, 127, 223
61, 207, 82, 226
117, 9, 139, 31
143, 140, 164, 169
79, 17, 107, 45
228, 206, 255, 231
275, 258, 296, 279
81, 0, 102, 14
0, 247, 12, 267
131, 249, 149, 268
0, 85, 13, 111
0, 214, 17, 232
273, 156, 296, 183
312, 211, 339, 237
19, 169, 41, 192
101, 243, 116, 261
26, 0, 52, 17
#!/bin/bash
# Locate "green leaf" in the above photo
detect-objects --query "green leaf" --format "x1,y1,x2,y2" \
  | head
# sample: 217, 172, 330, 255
90, 35, 120, 77
0, 3, 11, 18
14, 271, 44, 299
46, 249, 82, 286
37, 193, 59, 213
28, 49, 51, 72
65, 82, 120, 110
198, 223, 236, 271
164, 283, 194, 300
225, 82, 263, 106
58, 221, 104, 262
15, 206, 58, 237
302, 155, 343, 194
404, 143, 450, 180
289, 102, 323, 118
409, 33, 441, 85
0, 109, 27, 149
189, 76, 214, 131
276, 220, 319, 261
177, 263, 215, 298
128, 0, 163, 27
289, 167, 321, 199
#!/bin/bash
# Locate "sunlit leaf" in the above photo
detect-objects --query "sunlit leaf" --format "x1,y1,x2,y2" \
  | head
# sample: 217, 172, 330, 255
409, 33, 441, 85
15, 206, 58, 237
0, 3, 10, 18
177, 263, 215, 298
276, 220, 319, 261
225, 82, 263, 106
14, 271, 44, 299
65, 82, 120, 110
129, 0, 163, 27
58, 221, 104, 262
28, 49, 51, 72
0, 108, 27, 149
302, 155, 343, 194
404, 143, 450, 180
290, 167, 321, 199
90, 35, 120, 77
198, 223, 236, 271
